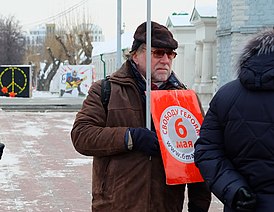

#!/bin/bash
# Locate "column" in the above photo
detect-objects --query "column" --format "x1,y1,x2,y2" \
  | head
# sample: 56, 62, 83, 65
201, 41, 213, 83
194, 41, 202, 83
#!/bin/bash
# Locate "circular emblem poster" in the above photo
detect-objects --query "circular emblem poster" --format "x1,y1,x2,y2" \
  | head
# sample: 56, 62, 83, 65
151, 90, 204, 185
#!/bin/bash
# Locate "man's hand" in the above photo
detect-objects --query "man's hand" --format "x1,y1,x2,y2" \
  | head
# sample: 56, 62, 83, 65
232, 187, 256, 211
125, 128, 160, 156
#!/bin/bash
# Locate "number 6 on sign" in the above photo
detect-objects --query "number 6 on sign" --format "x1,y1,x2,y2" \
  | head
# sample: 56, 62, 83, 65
175, 118, 187, 138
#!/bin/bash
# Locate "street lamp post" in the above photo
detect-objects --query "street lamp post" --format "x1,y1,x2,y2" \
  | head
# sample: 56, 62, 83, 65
116, 0, 122, 69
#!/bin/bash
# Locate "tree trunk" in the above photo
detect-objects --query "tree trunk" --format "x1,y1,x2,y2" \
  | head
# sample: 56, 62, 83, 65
36, 48, 61, 91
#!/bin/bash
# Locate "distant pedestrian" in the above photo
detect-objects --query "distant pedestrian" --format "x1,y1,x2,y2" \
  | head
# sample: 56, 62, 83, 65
0, 142, 5, 159
194, 29, 274, 211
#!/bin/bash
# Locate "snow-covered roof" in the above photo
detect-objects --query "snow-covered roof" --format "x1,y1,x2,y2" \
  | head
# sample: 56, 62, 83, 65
195, 5, 217, 17
190, 5, 217, 24
166, 13, 192, 27
92, 31, 134, 56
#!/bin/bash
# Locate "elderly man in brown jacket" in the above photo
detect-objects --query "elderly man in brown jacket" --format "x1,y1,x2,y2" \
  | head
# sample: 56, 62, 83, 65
71, 21, 211, 212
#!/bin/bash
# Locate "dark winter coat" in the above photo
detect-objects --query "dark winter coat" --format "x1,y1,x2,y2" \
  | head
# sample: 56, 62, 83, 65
71, 60, 189, 212
194, 35, 274, 211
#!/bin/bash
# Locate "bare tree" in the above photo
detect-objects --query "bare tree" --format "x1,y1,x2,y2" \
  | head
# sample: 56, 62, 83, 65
55, 30, 93, 65
37, 47, 61, 91
78, 31, 93, 65
36, 28, 65, 91
0, 16, 26, 65
56, 34, 76, 65
35, 22, 94, 91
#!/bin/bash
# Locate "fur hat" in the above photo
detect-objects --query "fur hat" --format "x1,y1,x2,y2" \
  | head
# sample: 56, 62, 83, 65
237, 29, 274, 89
131, 21, 178, 52
238, 29, 274, 68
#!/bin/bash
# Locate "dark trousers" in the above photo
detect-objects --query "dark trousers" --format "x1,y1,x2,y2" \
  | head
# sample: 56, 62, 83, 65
186, 182, 211, 212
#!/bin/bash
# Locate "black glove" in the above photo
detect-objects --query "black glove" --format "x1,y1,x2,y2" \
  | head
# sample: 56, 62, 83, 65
0, 143, 5, 160
125, 128, 160, 156
232, 187, 256, 211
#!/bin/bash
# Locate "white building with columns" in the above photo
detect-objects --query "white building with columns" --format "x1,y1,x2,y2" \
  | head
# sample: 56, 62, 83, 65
92, 6, 217, 110
190, 6, 217, 110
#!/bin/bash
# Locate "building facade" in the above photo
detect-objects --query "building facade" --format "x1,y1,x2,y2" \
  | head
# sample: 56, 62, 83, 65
190, 6, 217, 110
216, 0, 274, 87
25, 23, 104, 50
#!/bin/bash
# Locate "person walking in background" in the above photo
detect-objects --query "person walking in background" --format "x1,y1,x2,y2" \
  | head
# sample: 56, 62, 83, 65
0, 142, 4, 159
71, 21, 211, 211
194, 29, 274, 211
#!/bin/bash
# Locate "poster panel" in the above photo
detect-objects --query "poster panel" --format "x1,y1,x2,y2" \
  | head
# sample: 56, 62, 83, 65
151, 90, 204, 185
0, 65, 31, 98
59, 65, 92, 97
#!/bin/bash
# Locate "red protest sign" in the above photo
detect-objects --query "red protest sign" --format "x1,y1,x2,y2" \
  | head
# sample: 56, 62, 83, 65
151, 90, 204, 185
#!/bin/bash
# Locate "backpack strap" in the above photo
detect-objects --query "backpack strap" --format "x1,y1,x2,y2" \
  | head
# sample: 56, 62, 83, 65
101, 76, 111, 113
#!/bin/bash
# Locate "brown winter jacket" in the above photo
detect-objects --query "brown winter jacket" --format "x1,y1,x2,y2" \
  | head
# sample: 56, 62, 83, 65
71, 60, 187, 212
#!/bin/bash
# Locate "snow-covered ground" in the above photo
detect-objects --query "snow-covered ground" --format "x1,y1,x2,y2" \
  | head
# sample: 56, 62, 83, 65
0, 111, 92, 211
32, 90, 60, 98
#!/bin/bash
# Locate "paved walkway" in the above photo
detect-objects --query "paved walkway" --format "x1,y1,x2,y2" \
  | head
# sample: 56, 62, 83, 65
0, 111, 91, 211
0, 110, 224, 211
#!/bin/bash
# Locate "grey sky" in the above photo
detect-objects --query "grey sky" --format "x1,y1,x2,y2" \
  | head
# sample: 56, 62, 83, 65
1, 0, 216, 40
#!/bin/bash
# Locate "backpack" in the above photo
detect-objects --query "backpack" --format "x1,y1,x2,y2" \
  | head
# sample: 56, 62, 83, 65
101, 76, 111, 112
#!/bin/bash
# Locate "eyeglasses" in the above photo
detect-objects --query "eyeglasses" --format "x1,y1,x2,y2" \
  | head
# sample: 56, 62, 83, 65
143, 48, 177, 59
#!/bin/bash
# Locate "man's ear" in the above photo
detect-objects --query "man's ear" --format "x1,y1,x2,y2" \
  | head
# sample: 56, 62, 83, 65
132, 53, 138, 65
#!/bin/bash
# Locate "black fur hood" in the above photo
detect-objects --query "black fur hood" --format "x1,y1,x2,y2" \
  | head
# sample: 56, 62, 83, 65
238, 29, 274, 90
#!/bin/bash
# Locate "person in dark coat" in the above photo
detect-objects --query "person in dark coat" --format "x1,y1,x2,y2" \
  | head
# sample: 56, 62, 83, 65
71, 21, 211, 211
194, 29, 274, 211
